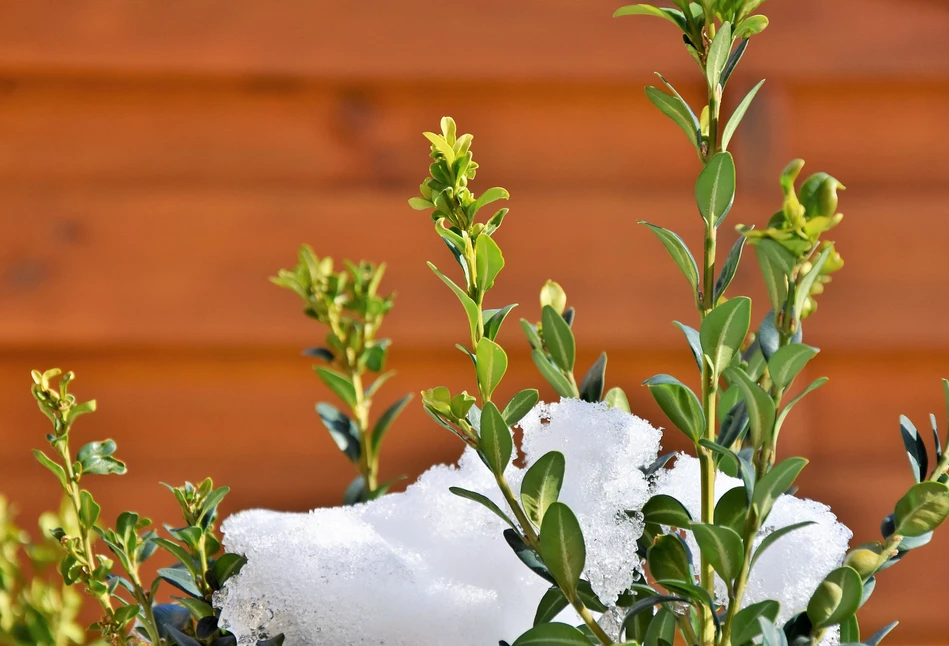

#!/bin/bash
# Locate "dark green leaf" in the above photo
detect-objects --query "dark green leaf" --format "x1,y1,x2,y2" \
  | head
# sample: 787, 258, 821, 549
479, 402, 513, 477
33, 450, 68, 488
343, 475, 366, 505
775, 378, 828, 432
450, 487, 516, 529
539, 502, 586, 596
165, 625, 202, 646
79, 490, 100, 529
647, 533, 693, 582
894, 480, 949, 537
158, 566, 202, 599
807, 566, 863, 628
643, 374, 704, 443
428, 262, 479, 342
212, 553, 247, 586
522, 451, 566, 527
754, 240, 794, 314
700, 297, 751, 377
673, 321, 703, 373
644, 607, 676, 646
768, 343, 819, 392
640, 221, 699, 296
697, 151, 737, 228
642, 494, 692, 528
542, 305, 576, 372
316, 402, 361, 463
532, 350, 575, 398
371, 394, 413, 456
753, 457, 808, 522
900, 415, 928, 483
722, 80, 765, 151
503, 389, 540, 427
691, 523, 744, 582
314, 367, 357, 408
533, 587, 569, 626
578, 353, 607, 403
714, 233, 749, 303
77, 439, 118, 462
504, 529, 555, 584
751, 521, 815, 567
714, 486, 748, 535
723, 367, 775, 450
643, 86, 700, 153
720, 37, 749, 89
484, 304, 518, 341
732, 600, 780, 645
512, 623, 592, 646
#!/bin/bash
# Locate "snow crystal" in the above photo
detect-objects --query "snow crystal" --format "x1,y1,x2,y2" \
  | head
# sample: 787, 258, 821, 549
517, 399, 661, 603
653, 454, 852, 626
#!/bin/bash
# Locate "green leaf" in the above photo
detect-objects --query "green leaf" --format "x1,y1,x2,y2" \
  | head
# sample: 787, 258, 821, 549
720, 38, 749, 90
532, 350, 576, 398
503, 389, 540, 426
79, 490, 100, 528
644, 607, 676, 646
476, 337, 508, 399
522, 451, 566, 527
647, 533, 693, 582
212, 553, 247, 586
479, 402, 513, 477
643, 374, 705, 443
866, 621, 898, 646
644, 83, 701, 153
696, 151, 737, 227
640, 221, 699, 296
449, 486, 516, 529
408, 196, 434, 210
469, 187, 510, 218
724, 367, 775, 449
807, 566, 863, 628
753, 457, 808, 521
613, 4, 683, 26
714, 233, 749, 303
642, 494, 693, 528
512, 623, 592, 646
734, 14, 770, 39
484, 304, 518, 341
316, 402, 361, 463
793, 244, 833, 322
578, 353, 607, 403
839, 614, 860, 644
32, 450, 68, 488
604, 387, 631, 412
894, 480, 949, 537
759, 618, 788, 646
158, 566, 202, 599
775, 377, 828, 433
751, 521, 815, 567
691, 522, 744, 582
314, 367, 358, 409
533, 587, 570, 626
539, 502, 586, 596
706, 21, 733, 91
732, 600, 780, 645
423, 131, 455, 164
428, 262, 479, 342
541, 305, 576, 372
153, 538, 198, 575
900, 415, 928, 483
701, 297, 751, 377
768, 344, 819, 392
371, 394, 413, 456
754, 240, 795, 313
673, 321, 703, 373
722, 79, 765, 151
474, 234, 505, 294
714, 486, 748, 534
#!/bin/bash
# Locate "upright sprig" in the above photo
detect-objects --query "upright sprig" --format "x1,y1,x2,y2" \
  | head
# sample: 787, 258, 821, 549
273, 247, 412, 504
618, 2, 949, 646
31, 369, 279, 646
410, 118, 617, 645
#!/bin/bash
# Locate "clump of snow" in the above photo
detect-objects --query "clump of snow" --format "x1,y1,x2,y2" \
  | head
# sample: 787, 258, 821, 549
217, 401, 852, 646
517, 399, 661, 603
217, 399, 661, 645
653, 454, 852, 626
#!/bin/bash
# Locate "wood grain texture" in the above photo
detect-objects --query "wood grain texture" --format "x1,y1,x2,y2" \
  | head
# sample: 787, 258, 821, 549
0, 0, 947, 641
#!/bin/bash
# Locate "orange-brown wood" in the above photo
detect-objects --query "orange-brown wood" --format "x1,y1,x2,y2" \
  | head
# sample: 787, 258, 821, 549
1, 0, 948, 642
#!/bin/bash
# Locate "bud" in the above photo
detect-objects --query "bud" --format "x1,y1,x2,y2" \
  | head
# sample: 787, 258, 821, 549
539, 280, 567, 315
844, 543, 883, 579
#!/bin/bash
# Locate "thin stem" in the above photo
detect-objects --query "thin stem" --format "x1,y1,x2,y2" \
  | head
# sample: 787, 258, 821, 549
350, 371, 377, 492
572, 598, 614, 646
128, 566, 162, 646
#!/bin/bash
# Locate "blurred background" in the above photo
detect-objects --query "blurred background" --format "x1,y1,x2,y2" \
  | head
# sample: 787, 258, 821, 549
0, 0, 947, 643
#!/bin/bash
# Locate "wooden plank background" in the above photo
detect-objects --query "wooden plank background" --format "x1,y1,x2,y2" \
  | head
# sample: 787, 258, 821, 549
0, 0, 947, 642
